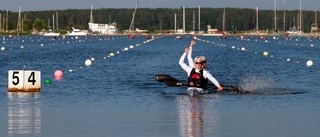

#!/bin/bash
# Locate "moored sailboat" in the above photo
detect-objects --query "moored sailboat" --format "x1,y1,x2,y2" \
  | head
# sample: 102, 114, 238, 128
43, 29, 60, 36
66, 27, 87, 36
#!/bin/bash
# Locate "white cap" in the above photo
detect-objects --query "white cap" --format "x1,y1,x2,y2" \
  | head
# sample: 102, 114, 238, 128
194, 56, 206, 62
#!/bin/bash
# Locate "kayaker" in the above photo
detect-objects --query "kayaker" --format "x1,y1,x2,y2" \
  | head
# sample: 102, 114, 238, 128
179, 40, 223, 91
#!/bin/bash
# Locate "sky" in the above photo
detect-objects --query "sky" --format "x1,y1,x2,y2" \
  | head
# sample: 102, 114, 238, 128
0, 0, 319, 12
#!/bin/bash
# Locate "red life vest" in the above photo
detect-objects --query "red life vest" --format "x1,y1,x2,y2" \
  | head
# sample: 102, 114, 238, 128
188, 68, 208, 88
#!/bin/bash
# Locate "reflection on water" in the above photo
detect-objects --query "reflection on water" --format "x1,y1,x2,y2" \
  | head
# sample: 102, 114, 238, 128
176, 96, 205, 137
7, 92, 41, 136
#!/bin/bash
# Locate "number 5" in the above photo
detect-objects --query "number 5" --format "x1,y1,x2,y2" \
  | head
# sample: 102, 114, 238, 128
12, 71, 20, 85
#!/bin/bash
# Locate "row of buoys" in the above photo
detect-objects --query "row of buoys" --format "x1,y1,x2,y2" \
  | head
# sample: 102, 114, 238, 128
36, 37, 124, 85
43, 36, 158, 85
4, 36, 155, 86
79, 37, 158, 71
197, 37, 315, 67
261, 51, 313, 67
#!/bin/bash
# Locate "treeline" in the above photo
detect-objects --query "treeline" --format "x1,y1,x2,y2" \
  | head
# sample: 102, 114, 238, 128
0, 7, 319, 33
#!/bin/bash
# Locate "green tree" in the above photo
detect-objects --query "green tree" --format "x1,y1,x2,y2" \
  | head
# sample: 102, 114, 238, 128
23, 18, 32, 31
33, 18, 46, 31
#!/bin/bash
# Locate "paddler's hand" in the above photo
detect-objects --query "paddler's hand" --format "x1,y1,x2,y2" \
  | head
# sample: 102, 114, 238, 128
190, 40, 196, 47
217, 86, 223, 91
184, 47, 190, 54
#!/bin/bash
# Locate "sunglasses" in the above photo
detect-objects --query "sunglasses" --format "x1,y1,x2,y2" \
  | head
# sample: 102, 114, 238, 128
195, 62, 203, 64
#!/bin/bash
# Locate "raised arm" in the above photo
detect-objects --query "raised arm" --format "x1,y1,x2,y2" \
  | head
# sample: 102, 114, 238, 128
179, 50, 192, 74
187, 40, 196, 67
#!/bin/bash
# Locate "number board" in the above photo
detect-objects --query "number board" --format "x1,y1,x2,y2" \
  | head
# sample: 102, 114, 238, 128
8, 70, 41, 92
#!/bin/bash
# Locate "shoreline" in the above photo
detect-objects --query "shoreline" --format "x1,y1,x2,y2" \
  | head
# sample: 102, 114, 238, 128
1, 32, 319, 38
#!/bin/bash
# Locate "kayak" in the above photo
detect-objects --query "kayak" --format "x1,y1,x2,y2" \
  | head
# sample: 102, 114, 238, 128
155, 74, 250, 96
187, 87, 208, 97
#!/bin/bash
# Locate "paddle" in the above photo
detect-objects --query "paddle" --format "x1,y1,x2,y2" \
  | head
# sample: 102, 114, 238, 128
157, 75, 250, 94
155, 74, 181, 82
163, 79, 185, 86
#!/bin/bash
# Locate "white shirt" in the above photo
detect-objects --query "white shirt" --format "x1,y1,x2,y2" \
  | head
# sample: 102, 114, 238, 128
179, 49, 221, 88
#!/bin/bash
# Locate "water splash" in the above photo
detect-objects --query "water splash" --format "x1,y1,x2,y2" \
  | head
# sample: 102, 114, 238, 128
238, 74, 291, 95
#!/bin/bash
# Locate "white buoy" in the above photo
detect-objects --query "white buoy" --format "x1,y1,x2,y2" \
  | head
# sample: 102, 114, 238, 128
129, 45, 134, 48
306, 60, 313, 67
109, 53, 115, 56
263, 51, 269, 56
85, 59, 92, 66
241, 47, 246, 51
91, 57, 95, 61
1, 47, 5, 50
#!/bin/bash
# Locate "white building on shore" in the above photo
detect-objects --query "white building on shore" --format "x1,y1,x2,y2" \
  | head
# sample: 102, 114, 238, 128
88, 22, 118, 35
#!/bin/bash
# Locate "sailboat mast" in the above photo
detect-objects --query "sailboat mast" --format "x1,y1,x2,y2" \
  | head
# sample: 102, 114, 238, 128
174, 13, 177, 33
192, 10, 195, 31
274, 0, 277, 31
283, 0, 286, 31
90, 4, 93, 23
183, 6, 185, 33
256, 7, 259, 31
299, 0, 302, 32
47, 18, 50, 29
52, 13, 55, 30
223, 7, 225, 32
56, 11, 59, 30
6, 9, 8, 32
198, 6, 200, 31
17, 5, 21, 35
129, 1, 138, 32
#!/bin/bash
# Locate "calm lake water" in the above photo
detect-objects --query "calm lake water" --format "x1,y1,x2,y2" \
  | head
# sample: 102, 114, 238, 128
0, 35, 320, 137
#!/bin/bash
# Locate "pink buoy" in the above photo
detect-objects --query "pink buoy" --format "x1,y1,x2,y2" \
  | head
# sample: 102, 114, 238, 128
54, 69, 64, 80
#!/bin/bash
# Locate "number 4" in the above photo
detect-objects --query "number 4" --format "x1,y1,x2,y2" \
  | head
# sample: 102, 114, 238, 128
28, 72, 36, 85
